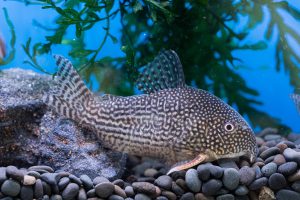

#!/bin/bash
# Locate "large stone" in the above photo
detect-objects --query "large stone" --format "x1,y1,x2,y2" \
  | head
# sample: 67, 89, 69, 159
0, 69, 126, 179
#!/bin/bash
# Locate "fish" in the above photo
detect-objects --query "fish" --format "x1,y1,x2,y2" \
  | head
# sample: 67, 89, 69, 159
43, 50, 258, 174
0, 36, 6, 59
291, 93, 300, 114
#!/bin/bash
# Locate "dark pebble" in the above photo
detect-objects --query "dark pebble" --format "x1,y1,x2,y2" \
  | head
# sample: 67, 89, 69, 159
223, 168, 239, 190
0, 167, 7, 184
260, 147, 280, 160
171, 181, 184, 196
268, 173, 287, 190
69, 174, 82, 185
239, 166, 256, 185
62, 183, 79, 200
80, 174, 93, 190
137, 177, 155, 183
28, 166, 54, 173
93, 176, 110, 185
249, 177, 268, 190
125, 186, 135, 197
197, 164, 210, 181
202, 179, 222, 196
95, 182, 114, 198
281, 141, 296, 148
291, 180, 300, 192
185, 169, 201, 193
144, 168, 159, 178
27, 171, 41, 179
43, 195, 50, 200
58, 177, 70, 190
283, 148, 300, 164
1, 179, 21, 197
50, 195, 62, 200
78, 188, 87, 200
20, 186, 33, 200
86, 189, 95, 198
132, 182, 156, 196
34, 179, 43, 199
235, 185, 249, 196
176, 179, 188, 191
156, 196, 168, 200
41, 173, 59, 185
113, 179, 125, 188
6, 165, 24, 181
276, 189, 300, 199
278, 162, 298, 176
170, 170, 186, 180
216, 194, 235, 200
154, 175, 172, 190
134, 193, 151, 200
180, 192, 195, 200
218, 159, 239, 170
261, 162, 277, 177
209, 165, 224, 178
0, 197, 13, 200
114, 185, 127, 198
265, 155, 275, 164
273, 154, 286, 165
109, 195, 124, 200
161, 191, 176, 200
254, 166, 262, 179
42, 181, 52, 196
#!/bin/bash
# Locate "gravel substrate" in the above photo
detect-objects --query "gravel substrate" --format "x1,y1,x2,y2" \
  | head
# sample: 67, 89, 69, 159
1, 132, 300, 200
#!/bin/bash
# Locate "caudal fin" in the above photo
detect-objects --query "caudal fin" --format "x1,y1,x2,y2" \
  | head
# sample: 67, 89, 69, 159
43, 55, 93, 122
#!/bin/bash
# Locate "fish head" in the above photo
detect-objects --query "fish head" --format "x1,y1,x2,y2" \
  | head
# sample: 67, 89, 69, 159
198, 92, 258, 163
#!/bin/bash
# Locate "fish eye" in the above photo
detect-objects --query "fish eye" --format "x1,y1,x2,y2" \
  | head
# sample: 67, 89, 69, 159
224, 122, 235, 132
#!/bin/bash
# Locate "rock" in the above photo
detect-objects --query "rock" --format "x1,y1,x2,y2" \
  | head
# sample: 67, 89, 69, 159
185, 169, 201, 193
161, 191, 176, 200
61, 183, 80, 200
42, 181, 52, 196
217, 159, 239, 170
254, 166, 262, 179
261, 162, 277, 177
109, 195, 124, 200
154, 175, 172, 190
209, 165, 224, 178
265, 156, 275, 164
1, 179, 21, 197
171, 181, 184, 196
258, 186, 275, 200
202, 179, 222, 196
114, 185, 127, 198
249, 177, 268, 190
180, 192, 195, 200
132, 182, 156, 197
93, 176, 110, 185
239, 166, 256, 185
278, 162, 298, 176
268, 173, 286, 190
195, 193, 213, 200
0, 69, 127, 179
197, 164, 211, 181
95, 182, 114, 198
80, 174, 93, 190
288, 169, 300, 182
34, 179, 43, 199
291, 180, 300, 192
69, 174, 82, 185
216, 194, 234, 200
258, 128, 278, 137
23, 175, 36, 185
134, 193, 151, 200
125, 186, 135, 197
113, 179, 125, 188
283, 148, 300, 164
276, 189, 300, 199
58, 177, 70, 190
260, 147, 280, 160
50, 195, 62, 200
156, 196, 168, 200
287, 133, 300, 142
264, 134, 281, 141
41, 173, 59, 185
223, 168, 239, 190
6, 166, 24, 181
28, 166, 54, 173
176, 179, 188, 190
86, 189, 95, 197
27, 171, 41, 179
273, 154, 286, 165
144, 168, 158, 177
20, 186, 34, 200
235, 185, 249, 196
0, 167, 7, 184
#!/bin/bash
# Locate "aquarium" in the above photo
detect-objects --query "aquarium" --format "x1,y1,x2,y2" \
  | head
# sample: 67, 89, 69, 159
0, 1, 300, 200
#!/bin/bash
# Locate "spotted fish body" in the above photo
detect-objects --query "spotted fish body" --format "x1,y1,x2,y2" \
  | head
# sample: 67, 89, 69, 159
44, 50, 257, 169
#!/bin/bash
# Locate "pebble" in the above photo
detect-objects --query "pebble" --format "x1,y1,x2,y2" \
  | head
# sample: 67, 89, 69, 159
218, 159, 239, 170
197, 164, 210, 181
58, 177, 70, 190
80, 174, 93, 190
185, 169, 202, 193
261, 162, 277, 177
20, 186, 33, 200
61, 183, 79, 200
260, 147, 280, 160
134, 193, 151, 200
216, 194, 235, 200
132, 182, 157, 197
268, 173, 287, 190
291, 180, 300, 192
114, 185, 127, 198
273, 154, 286, 165
223, 168, 239, 190
1, 179, 21, 197
50, 194, 62, 200
249, 177, 268, 190
34, 179, 43, 199
209, 165, 224, 178
254, 166, 262, 179
78, 188, 87, 200
180, 192, 195, 200
93, 176, 110, 185
109, 195, 124, 200
176, 179, 188, 190
124, 186, 135, 197
144, 168, 158, 177
265, 155, 275, 164
278, 162, 298, 176
69, 174, 82, 185
28, 165, 54, 173
23, 175, 36, 185
41, 173, 59, 185
113, 179, 125, 188
202, 179, 222, 196
0, 167, 7, 184
156, 196, 168, 200
161, 191, 176, 200
6, 165, 24, 181
27, 171, 41, 179
171, 181, 184, 196
283, 148, 300, 164
95, 182, 114, 198
235, 185, 249, 196
276, 189, 300, 199
288, 169, 300, 182
239, 166, 256, 185
154, 175, 172, 190
259, 186, 275, 200
86, 189, 95, 197
43, 181, 52, 196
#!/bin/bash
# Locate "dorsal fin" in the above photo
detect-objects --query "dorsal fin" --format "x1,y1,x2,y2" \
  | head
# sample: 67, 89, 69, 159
136, 50, 186, 94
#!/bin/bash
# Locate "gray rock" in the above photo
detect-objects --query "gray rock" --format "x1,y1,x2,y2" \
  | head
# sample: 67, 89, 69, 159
161, 191, 176, 200
86, 189, 95, 198
202, 179, 222, 196
268, 173, 286, 190
291, 180, 300, 192
185, 169, 201, 193
154, 175, 172, 190
156, 196, 168, 200
209, 165, 224, 178
69, 174, 82, 185
28, 166, 54, 173
261, 162, 277, 177
109, 195, 124, 200
0, 69, 126, 179
283, 148, 300, 164
50, 195, 62, 200
171, 181, 184, 196
114, 185, 127, 198
278, 162, 298, 176
249, 177, 268, 190
58, 177, 70, 190
113, 179, 125, 188
180, 192, 195, 200
235, 185, 249, 196
217, 159, 239, 170
62, 183, 80, 200
216, 194, 235, 200
41, 173, 60, 185
197, 163, 211, 181
34, 179, 44, 199
223, 168, 239, 190
134, 194, 151, 200
78, 188, 87, 200
276, 189, 300, 199
125, 186, 135, 197
0, 167, 7, 184
80, 174, 93, 190
93, 176, 110, 185
239, 166, 255, 185
1, 179, 21, 197
132, 182, 156, 196
20, 186, 34, 200
259, 147, 280, 160
144, 168, 158, 177
6, 166, 24, 181
264, 134, 281, 141
95, 182, 115, 198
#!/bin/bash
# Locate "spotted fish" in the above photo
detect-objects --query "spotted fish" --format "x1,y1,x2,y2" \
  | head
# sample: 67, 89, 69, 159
43, 50, 257, 174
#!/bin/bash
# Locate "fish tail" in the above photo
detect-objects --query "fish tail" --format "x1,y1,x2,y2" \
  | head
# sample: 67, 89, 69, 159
43, 55, 93, 122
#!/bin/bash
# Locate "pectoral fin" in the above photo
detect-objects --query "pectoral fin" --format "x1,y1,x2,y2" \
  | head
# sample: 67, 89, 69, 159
167, 153, 208, 175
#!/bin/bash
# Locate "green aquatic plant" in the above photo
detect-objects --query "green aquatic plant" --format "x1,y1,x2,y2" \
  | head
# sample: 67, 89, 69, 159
2, 0, 300, 131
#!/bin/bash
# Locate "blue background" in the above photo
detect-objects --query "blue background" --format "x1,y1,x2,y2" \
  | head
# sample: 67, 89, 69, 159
0, 1, 300, 132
